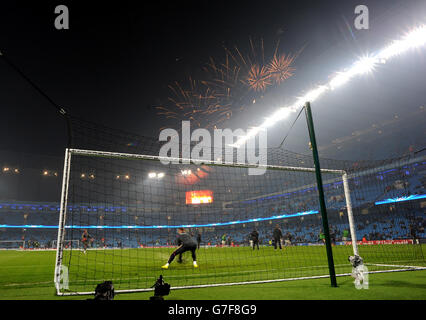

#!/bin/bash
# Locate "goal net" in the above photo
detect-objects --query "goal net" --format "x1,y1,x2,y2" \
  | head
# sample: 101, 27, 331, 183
52, 239, 80, 250
0, 240, 26, 250
54, 145, 425, 295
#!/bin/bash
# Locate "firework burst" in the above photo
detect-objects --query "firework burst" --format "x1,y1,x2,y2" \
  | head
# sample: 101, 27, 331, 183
156, 78, 233, 130
156, 37, 300, 130
246, 64, 272, 92
267, 53, 296, 84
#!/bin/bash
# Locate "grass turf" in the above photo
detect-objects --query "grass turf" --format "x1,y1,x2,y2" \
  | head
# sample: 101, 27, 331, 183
0, 244, 424, 300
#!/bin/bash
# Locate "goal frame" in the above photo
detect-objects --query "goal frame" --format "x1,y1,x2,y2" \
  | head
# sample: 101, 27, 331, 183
54, 148, 426, 296
54, 147, 363, 295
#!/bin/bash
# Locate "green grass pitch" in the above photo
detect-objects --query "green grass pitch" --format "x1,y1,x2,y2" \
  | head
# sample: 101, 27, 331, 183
0, 244, 425, 300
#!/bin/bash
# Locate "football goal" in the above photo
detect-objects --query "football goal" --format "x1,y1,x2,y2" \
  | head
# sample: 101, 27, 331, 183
53, 147, 425, 295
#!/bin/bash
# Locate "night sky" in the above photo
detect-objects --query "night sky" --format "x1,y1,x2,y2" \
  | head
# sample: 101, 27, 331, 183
1, 0, 425, 159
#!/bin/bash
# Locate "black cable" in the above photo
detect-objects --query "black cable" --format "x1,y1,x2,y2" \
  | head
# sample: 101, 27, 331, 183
413, 147, 425, 155
277, 105, 305, 149
0, 50, 73, 147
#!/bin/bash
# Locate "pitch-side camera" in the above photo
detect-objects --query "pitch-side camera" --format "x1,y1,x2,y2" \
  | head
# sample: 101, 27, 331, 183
149, 275, 171, 300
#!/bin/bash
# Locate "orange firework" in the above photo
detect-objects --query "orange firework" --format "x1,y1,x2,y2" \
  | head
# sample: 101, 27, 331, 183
156, 78, 233, 130
246, 64, 272, 92
267, 53, 296, 84
156, 36, 301, 130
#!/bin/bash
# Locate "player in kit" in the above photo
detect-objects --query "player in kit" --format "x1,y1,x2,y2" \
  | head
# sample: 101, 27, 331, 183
162, 228, 198, 269
81, 229, 93, 254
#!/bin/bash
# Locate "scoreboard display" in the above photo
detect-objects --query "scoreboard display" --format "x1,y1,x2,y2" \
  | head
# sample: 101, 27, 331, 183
186, 190, 213, 204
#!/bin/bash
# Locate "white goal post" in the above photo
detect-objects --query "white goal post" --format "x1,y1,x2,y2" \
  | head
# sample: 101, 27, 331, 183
54, 148, 363, 295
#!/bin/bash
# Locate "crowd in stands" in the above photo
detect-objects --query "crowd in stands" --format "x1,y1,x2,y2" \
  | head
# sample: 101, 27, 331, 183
0, 159, 424, 249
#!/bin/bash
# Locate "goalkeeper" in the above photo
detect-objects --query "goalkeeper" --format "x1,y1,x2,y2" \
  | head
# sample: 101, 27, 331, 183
81, 229, 93, 254
162, 228, 198, 269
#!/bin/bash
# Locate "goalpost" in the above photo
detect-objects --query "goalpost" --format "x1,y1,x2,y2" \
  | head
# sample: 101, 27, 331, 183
54, 146, 426, 295
53, 105, 426, 296
56, 145, 409, 295
52, 103, 426, 296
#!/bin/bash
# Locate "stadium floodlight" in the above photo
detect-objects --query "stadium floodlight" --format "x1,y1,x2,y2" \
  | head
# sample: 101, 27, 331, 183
328, 72, 351, 90
294, 85, 329, 106
148, 172, 164, 179
181, 169, 192, 176
377, 25, 426, 61
351, 56, 377, 75
329, 55, 377, 90
232, 24, 426, 148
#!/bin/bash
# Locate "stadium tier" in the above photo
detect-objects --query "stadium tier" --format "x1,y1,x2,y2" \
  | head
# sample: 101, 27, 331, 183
1, 159, 424, 249
1, 157, 424, 249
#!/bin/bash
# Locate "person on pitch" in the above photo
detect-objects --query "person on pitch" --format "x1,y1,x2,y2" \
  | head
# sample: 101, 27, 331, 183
162, 228, 198, 269
196, 230, 202, 249
273, 224, 283, 250
81, 229, 93, 254
250, 229, 259, 250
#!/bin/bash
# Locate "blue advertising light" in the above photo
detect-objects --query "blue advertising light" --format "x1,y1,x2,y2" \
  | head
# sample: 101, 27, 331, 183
0, 210, 318, 229
375, 194, 426, 205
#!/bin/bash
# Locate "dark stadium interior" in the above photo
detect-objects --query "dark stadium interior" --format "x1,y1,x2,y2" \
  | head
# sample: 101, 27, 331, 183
0, 0, 425, 297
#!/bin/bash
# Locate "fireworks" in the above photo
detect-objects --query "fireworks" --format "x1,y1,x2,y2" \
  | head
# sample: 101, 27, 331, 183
267, 53, 296, 85
156, 37, 300, 130
156, 79, 232, 130
246, 64, 271, 92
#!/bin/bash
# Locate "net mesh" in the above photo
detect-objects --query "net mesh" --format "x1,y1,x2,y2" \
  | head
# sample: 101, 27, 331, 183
55, 116, 425, 294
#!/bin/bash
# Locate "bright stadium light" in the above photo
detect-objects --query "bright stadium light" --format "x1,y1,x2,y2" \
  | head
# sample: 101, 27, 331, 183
181, 169, 192, 176
148, 172, 165, 179
329, 56, 377, 90
378, 25, 426, 61
353, 56, 377, 74
232, 24, 426, 147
